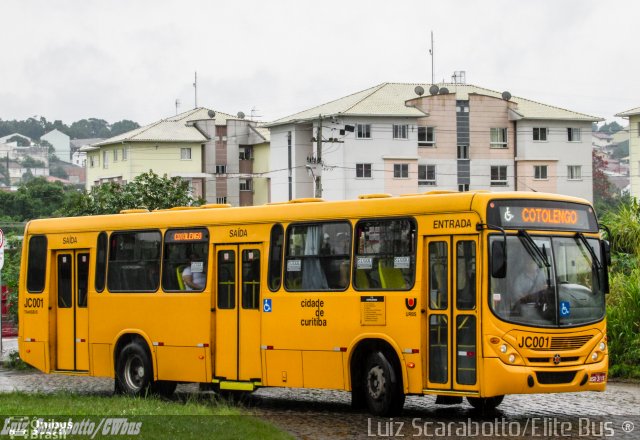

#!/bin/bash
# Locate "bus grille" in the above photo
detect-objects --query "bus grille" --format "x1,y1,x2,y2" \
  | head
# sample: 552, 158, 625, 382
535, 371, 577, 384
549, 335, 593, 351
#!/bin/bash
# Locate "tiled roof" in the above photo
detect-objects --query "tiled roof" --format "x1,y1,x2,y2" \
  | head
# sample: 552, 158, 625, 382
268, 82, 601, 126
92, 107, 236, 147
615, 107, 640, 117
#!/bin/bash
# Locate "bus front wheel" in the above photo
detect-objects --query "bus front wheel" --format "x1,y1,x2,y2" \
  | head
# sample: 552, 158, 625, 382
364, 351, 405, 416
116, 341, 153, 396
466, 395, 504, 411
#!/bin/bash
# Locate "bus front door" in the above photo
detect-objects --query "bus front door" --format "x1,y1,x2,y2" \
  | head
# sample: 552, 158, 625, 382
425, 236, 479, 394
54, 250, 90, 371
214, 245, 262, 383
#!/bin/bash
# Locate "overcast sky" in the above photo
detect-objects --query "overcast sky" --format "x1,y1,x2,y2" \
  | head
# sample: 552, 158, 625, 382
1, 0, 637, 127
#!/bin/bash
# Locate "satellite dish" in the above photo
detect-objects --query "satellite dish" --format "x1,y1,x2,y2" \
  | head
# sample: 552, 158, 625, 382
414, 86, 424, 96
429, 85, 440, 95
439, 87, 449, 94
502, 91, 512, 101
237, 111, 245, 119
207, 110, 216, 118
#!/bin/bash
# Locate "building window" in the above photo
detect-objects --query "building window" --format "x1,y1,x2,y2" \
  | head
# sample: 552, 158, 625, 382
457, 145, 469, 159
458, 184, 469, 192
418, 164, 436, 186
181, 148, 192, 160
89, 155, 97, 168
567, 128, 581, 142
102, 151, 108, 169
490, 128, 508, 148
567, 165, 582, 180
356, 124, 371, 139
533, 127, 548, 141
393, 124, 408, 139
122, 147, 128, 160
418, 126, 435, 147
215, 165, 227, 174
239, 146, 253, 160
393, 164, 409, 178
239, 178, 253, 191
534, 165, 548, 180
356, 163, 372, 178
490, 166, 508, 186
216, 196, 227, 204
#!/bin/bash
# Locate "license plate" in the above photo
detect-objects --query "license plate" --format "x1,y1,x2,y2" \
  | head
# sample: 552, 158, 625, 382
589, 372, 606, 383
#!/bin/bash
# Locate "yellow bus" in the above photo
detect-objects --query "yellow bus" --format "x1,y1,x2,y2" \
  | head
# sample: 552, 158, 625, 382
18, 191, 610, 415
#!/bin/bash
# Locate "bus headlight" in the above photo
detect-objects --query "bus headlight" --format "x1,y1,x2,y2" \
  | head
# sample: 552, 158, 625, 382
599, 342, 606, 351
500, 344, 508, 354
509, 354, 516, 363
591, 352, 598, 361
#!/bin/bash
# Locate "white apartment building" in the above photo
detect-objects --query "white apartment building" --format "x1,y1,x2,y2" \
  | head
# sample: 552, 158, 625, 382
267, 83, 600, 202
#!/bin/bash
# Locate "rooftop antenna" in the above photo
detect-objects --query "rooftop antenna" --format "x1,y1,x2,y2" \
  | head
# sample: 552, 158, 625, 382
175, 98, 181, 115
250, 106, 262, 121
428, 31, 434, 85
193, 71, 198, 108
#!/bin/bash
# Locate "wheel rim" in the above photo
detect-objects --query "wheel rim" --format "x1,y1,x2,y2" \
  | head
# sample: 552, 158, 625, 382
124, 354, 145, 391
367, 365, 386, 400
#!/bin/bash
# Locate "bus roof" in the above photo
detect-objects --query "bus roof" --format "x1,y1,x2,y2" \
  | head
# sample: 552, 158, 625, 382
24, 191, 593, 235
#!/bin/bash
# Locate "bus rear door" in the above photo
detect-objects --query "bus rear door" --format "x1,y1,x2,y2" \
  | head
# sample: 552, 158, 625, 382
54, 250, 90, 371
214, 244, 262, 385
424, 236, 479, 394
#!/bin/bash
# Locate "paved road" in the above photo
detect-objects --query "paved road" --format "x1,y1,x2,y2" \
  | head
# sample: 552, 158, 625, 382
1, 338, 638, 439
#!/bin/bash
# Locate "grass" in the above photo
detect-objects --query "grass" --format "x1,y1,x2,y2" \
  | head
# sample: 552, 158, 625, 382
0, 392, 292, 439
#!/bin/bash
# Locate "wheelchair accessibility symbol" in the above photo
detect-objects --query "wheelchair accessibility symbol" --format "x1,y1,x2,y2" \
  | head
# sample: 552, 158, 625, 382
560, 301, 570, 317
263, 299, 272, 313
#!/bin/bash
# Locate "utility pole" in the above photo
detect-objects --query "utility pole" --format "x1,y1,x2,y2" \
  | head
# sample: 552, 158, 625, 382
316, 115, 322, 198
193, 72, 198, 108
429, 31, 435, 84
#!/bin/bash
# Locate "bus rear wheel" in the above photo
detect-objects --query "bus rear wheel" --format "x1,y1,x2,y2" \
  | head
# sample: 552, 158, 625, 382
364, 351, 405, 416
116, 341, 153, 396
466, 395, 504, 411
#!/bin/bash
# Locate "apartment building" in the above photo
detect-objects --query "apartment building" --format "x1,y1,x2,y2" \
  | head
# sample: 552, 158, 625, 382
615, 107, 640, 198
84, 108, 269, 206
267, 82, 600, 202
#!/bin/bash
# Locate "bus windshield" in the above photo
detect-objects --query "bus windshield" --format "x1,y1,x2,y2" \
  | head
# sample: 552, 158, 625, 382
489, 234, 605, 327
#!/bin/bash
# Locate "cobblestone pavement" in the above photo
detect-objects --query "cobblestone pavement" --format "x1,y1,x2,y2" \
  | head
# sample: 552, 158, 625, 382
0, 363, 638, 439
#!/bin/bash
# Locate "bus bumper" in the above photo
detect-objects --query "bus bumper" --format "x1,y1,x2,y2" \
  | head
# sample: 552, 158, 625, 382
480, 356, 608, 397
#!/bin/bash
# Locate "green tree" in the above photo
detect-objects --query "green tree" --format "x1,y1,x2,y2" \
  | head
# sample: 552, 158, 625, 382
598, 121, 624, 135
2, 233, 22, 324
50, 165, 69, 179
67, 171, 200, 215
68, 118, 111, 139
20, 156, 46, 169
7, 135, 30, 146
110, 120, 140, 136
1, 177, 74, 221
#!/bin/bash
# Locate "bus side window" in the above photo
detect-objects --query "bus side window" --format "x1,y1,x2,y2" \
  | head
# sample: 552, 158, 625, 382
354, 219, 416, 291
267, 224, 284, 291
108, 231, 161, 292
27, 235, 48, 293
284, 222, 351, 291
162, 228, 209, 292
95, 232, 108, 293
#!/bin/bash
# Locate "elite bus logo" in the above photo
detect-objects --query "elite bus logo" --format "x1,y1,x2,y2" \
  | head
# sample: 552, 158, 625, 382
405, 298, 417, 311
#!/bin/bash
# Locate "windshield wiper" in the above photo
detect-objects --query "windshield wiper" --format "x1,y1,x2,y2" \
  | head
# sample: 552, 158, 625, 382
575, 232, 603, 290
518, 230, 550, 268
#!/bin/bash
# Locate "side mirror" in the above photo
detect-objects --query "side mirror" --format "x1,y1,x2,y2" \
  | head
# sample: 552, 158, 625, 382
491, 240, 507, 278
601, 240, 611, 267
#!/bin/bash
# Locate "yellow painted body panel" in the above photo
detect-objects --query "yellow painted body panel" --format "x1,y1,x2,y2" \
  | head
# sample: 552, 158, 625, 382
17, 191, 606, 401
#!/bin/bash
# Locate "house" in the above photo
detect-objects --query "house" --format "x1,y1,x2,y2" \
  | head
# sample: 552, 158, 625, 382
41, 129, 71, 162
0, 133, 32, 145
70, 138, 103, 168
591, 131, 613, 150
614, 107, 640, 198
267, 82, 601, 202
83, 108, 270, 206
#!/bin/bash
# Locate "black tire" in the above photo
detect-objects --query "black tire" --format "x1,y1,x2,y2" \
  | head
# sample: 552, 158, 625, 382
151, 380, 177, 398
115, 341, 153, 396
364, 351, 405, 416
466, 395, 505, 411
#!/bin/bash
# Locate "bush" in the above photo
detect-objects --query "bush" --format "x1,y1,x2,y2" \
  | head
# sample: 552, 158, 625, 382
607, 268, 640, 378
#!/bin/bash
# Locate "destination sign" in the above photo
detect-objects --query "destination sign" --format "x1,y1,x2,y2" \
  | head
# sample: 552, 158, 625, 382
165, 228, 209, 243
487, 200, 598, 232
